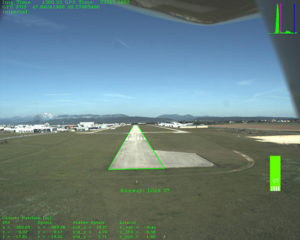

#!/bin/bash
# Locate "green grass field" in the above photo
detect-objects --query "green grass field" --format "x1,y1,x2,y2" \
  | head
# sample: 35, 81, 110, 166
0, 125, 299, 239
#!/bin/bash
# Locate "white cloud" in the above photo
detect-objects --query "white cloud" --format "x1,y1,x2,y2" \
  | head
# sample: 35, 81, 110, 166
115, 38, 130, 49
269, 95, 290, 99
0, 58, 46, 69
42, 112, 54, 119
244, 89, 287, 103
4, 14, 66, 30
237, 80, 254, 86
45, 93, 71, 97
55, 99, 74, 103
105, 93, 134, 99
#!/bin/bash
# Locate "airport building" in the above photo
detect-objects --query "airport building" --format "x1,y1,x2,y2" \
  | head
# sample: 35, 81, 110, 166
2, 124, 53, 133
79, 122, 95, 128
158, 122, 208, 128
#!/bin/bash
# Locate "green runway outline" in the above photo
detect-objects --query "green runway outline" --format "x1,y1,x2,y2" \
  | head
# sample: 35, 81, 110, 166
108, 125, 165, 170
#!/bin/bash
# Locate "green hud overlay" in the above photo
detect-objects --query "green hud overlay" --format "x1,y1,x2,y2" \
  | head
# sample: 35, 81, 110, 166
1, 216, 156, 239
270, 156, 281, 192
108, 125, 165, 170
138, 125, 165, 169
120, 187, 171, 194
2, 0, 130, 15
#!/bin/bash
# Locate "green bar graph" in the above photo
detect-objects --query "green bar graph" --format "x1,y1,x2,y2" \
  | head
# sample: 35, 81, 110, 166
275, 3, 281, 33
270, 156, 281, 191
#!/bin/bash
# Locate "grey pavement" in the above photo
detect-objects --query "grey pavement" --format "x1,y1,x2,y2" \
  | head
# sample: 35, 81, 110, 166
109, 125, 164, 169
0, 133, 51, 141
156, 150, 214, 168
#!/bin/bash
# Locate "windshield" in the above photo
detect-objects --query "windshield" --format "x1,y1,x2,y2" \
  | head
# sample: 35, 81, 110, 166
0, 1, 299, 240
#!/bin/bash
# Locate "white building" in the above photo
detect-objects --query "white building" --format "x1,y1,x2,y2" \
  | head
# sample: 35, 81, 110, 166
158, 122, 205, 128
180, 125, 208, 129
79, 122, 95, 128
4, 127, 15, 132
2, 124, 54, 133
158, 122, 181, 128
15, 125, 34, 133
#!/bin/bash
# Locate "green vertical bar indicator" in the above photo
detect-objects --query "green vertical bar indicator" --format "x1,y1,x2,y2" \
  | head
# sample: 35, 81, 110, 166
270, 156, 281, 191
275, 3, 280, 34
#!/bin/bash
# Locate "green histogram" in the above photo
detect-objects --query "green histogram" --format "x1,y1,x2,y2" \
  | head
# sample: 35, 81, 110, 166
270, 3, 297, 35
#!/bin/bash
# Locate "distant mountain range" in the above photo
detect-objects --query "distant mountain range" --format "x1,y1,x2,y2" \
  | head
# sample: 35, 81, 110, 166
0, 114, 169, 125
158, 114, 299, 122
0, 114, 298, 125
47, 114, 170, 125
157, 114, 196, 121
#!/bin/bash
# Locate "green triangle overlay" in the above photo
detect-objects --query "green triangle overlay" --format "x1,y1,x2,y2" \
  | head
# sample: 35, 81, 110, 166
108, 125, 165, 170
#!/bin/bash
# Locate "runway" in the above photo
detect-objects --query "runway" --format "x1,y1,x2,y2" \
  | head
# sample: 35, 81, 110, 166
108, 125, 164, 170
108, 125, 215, 170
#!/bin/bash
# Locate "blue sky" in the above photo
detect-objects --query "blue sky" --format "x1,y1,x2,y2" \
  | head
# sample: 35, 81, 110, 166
0, 5, 297, 118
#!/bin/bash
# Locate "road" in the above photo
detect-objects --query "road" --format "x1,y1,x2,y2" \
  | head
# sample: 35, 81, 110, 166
0, 133, 52, 141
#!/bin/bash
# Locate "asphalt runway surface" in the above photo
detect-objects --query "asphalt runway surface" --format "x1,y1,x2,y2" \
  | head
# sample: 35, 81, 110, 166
109, 125, 214, 170
108, 125, 164, 169
156, 150, 214, 168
